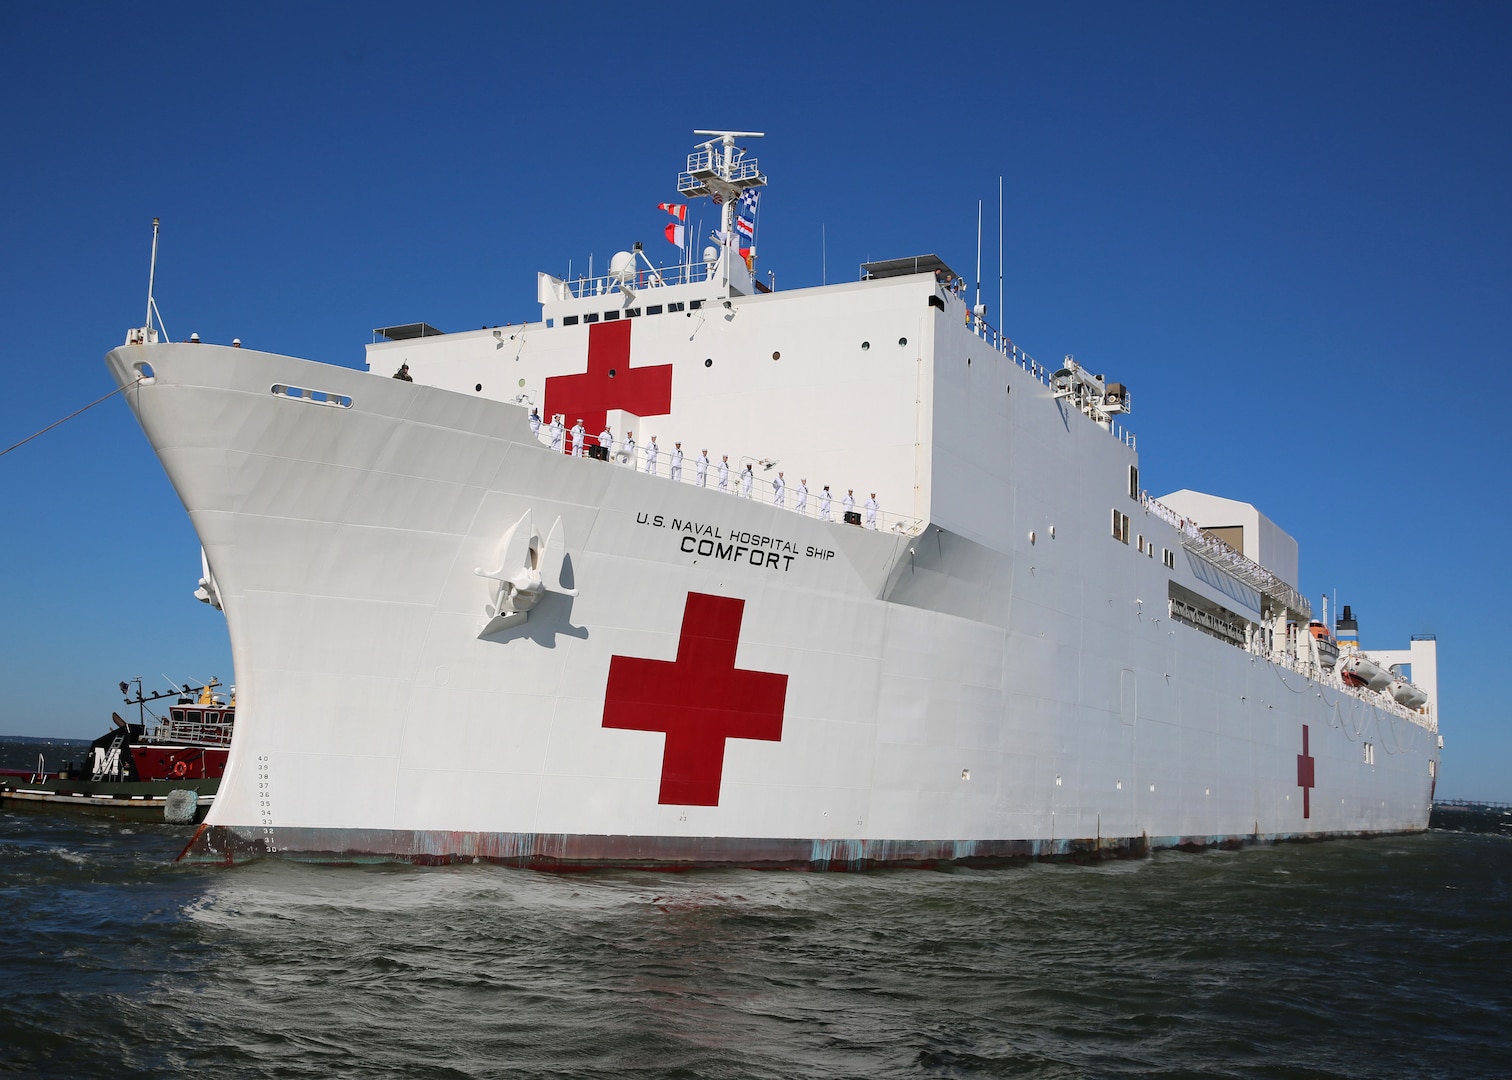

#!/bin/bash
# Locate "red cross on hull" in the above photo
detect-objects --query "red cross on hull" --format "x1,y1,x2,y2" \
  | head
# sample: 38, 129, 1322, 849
543, 321, 672, 452
602, 592, 788, 806
1297, 724, 1315, 819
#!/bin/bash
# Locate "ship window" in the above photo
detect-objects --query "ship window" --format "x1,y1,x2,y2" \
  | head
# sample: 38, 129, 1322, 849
1128, 465, 1139, 500
646, 304, 664, 315
1364, 742, 1375, 765
603, 311, 619, 321
187, 710, 202, 724
624, 308, 641, 318
690, 299, 703, 310
562, 315, 579, 326
1112, 509, 1130, 544
1163, 548, 1175, 569
545, 318, 554, 328
668, 302, 685, 313
583, 313, 599, 323
1138, 535, 1145, 554
928, 295, 945, 310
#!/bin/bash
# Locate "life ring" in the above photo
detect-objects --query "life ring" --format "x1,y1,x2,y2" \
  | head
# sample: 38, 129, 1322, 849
171, 760, 189, 778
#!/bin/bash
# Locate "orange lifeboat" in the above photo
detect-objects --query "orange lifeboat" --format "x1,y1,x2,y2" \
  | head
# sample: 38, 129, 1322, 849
1308, 621, 1339, 669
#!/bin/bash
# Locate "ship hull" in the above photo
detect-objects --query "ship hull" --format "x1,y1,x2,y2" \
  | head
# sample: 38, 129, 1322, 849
109, 333, 1438, 870
181, 821, 1419, 870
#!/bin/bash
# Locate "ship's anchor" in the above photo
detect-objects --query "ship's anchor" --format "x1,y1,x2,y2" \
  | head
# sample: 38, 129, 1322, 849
194, 546, 224, 611
474, 510, 577, 636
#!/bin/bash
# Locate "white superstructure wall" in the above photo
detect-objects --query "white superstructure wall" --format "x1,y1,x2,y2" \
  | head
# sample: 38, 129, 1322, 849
366, 275, 938, 531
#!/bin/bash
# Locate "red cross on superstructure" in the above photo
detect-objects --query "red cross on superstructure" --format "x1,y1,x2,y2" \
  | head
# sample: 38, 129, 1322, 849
543, 320, 672, 453
602, 592, 788, 806
1297, 724, 1315, 819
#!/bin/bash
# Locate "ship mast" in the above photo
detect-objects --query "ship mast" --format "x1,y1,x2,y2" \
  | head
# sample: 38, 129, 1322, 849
145, 218, 160, 333
679, 130, 767, 289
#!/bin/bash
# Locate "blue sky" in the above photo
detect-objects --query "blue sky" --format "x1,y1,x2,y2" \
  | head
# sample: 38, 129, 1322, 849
1, 3, 1508, 800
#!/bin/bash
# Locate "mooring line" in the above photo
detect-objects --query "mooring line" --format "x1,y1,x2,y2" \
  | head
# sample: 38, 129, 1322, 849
0, 377, 141, 459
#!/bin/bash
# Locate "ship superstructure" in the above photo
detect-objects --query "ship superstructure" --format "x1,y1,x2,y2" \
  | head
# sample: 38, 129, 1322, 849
106, 132, 1439, 867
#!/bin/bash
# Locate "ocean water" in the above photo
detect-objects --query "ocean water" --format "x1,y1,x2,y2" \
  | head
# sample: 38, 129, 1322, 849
3, 739, 1510, 1079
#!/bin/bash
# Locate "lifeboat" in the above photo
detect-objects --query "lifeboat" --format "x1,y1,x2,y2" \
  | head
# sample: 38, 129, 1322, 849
1340, 652, 1392, 691
1390, 677, 1429, 710
1308, 621, 1339, 669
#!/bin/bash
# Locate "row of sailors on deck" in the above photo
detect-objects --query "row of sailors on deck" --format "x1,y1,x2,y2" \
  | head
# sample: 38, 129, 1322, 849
530, 410, 880, 528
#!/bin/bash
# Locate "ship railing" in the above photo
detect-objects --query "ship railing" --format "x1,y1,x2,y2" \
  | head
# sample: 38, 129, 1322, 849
153, 718, 235, 747
966, 312, 1137, 449
1144, 493, 1312, 620
532, 427, 926, 536
558, 261, 718, 301
679, 150, 762, 185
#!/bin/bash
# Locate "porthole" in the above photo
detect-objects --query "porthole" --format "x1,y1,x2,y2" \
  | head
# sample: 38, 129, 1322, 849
861, 341, 870, 351
517, 378, 525, 388
608, 369, 616, 378
772, 351, 780, 360
967, 357, 972, 366
898, 337, 908, 346
704, 358, 713, 368
476, 383, 483, 392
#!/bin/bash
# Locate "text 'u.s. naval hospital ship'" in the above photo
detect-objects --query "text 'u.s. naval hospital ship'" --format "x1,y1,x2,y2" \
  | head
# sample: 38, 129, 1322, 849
107, 131, 1441, 868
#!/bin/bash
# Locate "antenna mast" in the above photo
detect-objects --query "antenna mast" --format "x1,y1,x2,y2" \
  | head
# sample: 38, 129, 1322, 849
975, 200, 982, 318
680, 131, 767, 292
998, 176, 1004, 336
145, 218, 159, 332
126, 218, 166, 346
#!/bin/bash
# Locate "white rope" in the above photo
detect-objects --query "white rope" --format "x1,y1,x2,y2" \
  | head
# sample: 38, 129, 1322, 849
0, 378, 140, 459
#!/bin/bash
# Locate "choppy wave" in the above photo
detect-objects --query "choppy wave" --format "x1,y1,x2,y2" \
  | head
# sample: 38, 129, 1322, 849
2, 764, 1509, 1077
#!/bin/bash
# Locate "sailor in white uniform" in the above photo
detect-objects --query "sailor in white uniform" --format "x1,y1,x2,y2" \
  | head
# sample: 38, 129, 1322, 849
599, 426, 614, 458
645, 436, 659, 474
548, 414, 564, 452
670, 442, 684, 482
695, 451, 709, 487
772, 472, 786, 507
864, 493, 879, 529
795, 479, 808, 514
740, 464, 753, 498
842, 489, 856, 521
529, 409, 541, 438
570, 419, 586, 458
820, 485, 832, 520
718, 455, 730, 492
623, 431, 635, 466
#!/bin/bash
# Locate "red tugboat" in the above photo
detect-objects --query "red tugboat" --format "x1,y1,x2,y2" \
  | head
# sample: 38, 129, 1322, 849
0, 678, 233, 822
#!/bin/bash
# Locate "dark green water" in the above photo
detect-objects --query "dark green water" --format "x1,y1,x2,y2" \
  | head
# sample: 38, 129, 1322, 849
3, 738, 1509, 1079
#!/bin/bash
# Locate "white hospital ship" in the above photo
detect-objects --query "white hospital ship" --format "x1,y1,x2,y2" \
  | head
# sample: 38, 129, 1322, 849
108, 132, 1440, 867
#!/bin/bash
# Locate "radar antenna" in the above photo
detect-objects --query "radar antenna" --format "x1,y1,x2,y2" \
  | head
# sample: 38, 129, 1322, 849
679, 130, 767, 251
